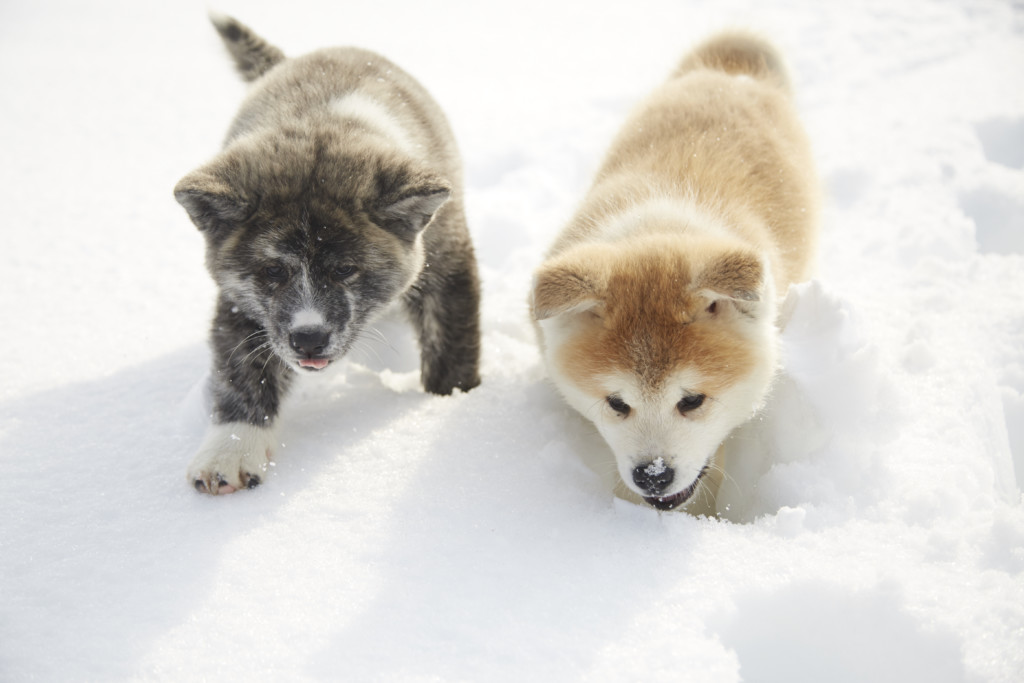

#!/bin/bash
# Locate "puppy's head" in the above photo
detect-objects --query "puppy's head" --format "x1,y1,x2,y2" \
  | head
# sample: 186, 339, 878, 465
532, 234, 778, 511
175, 129, 449, 372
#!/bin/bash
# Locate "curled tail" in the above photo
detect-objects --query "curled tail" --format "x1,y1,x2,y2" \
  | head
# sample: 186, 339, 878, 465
674, 31, 790, 93
209, 13, 285, 83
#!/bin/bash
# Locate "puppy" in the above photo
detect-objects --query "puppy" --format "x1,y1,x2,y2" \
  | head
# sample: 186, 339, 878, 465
531, 33, 818, 514
175, 15, 480, 494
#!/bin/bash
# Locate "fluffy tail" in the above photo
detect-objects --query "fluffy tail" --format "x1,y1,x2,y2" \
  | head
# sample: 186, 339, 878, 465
674, 31, 790, 92
209, 13, 285, 83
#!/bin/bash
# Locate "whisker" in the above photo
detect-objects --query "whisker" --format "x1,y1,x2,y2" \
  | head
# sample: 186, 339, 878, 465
699, 461, 735, 514
238, 341, 274, 367
364, 326, 398, 354
257, 345, 278, 376
226, 329, 269, 364
350, 338, 385, 367
707, 461, 736, 496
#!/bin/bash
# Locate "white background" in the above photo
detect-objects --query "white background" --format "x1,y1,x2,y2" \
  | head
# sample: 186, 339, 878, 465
1, 0, 1022, 680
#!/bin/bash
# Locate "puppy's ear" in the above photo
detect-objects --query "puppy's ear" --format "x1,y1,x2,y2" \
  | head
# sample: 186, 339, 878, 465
695, 250, 766, 318
174, 166, 256, 234
377, 182, 451, 240
531, 251, 608, 321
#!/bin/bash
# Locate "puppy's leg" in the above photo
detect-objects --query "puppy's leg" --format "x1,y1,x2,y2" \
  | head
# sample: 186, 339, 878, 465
188, 422, 276, 494
405, 250, 481, 395
188, 298, 292, 494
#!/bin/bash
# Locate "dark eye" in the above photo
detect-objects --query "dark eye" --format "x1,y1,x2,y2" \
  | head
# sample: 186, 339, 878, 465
677, 393, 706, 414
606, 395, 631, 417
263, 265, 288, 282
332, 265, 358, 281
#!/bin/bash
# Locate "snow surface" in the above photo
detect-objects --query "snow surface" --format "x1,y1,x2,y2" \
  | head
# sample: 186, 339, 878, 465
2, 0, 1023, 681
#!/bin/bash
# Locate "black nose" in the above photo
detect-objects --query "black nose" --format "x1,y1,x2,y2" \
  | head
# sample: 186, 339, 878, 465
632, 461, 675, 495
289, 328, 330, 356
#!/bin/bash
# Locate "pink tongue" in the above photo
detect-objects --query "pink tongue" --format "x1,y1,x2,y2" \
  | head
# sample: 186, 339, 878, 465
299, 359, 329, 369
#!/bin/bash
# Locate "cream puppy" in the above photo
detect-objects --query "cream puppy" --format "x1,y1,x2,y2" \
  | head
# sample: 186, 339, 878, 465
531, 33, 819, 514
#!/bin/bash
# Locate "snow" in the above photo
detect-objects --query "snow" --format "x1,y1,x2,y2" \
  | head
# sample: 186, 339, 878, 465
1, 0, 1023, 680
646, 457, 668, 477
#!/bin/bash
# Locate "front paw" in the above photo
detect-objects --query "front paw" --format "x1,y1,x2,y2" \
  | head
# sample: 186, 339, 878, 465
187, 422, 275, 495
422, 361, 481, 396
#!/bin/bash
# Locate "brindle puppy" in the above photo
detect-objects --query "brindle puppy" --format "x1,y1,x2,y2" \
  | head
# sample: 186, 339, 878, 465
175, 15, 480, 494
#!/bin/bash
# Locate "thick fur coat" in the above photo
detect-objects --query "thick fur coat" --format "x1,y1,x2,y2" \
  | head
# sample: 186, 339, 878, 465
175, 15, 480, 494
532, 33, 819, 514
